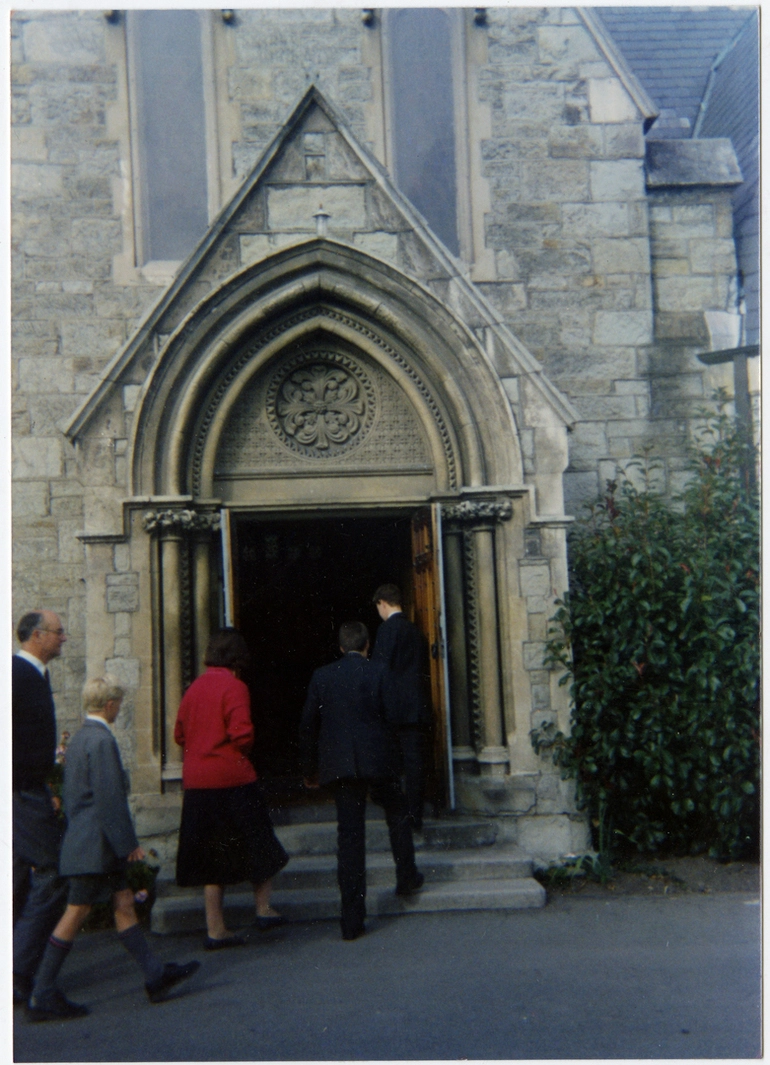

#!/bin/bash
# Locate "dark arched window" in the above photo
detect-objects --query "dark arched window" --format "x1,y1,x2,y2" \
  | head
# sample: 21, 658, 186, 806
128, 10, 209, 264
388, 9, 459, 256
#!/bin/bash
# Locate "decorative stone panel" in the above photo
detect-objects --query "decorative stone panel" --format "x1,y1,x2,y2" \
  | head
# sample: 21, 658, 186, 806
215, 346, 432, 479
106, 572, 139, 613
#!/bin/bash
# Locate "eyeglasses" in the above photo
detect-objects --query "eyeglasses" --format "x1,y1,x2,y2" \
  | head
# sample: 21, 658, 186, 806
37, 627, 65, 637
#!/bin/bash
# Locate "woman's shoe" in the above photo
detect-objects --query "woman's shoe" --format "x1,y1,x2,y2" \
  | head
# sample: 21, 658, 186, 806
204, 934, 247, 951
253, 913, 286, 931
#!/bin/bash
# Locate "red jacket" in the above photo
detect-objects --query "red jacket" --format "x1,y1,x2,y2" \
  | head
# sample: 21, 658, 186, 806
174, 668, 258, 790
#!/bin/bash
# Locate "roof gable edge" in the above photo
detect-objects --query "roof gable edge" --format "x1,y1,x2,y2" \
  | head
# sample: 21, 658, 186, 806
578, 7, 658, 120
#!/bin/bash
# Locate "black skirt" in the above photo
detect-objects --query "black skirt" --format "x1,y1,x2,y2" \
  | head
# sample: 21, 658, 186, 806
176, 780, 289, 887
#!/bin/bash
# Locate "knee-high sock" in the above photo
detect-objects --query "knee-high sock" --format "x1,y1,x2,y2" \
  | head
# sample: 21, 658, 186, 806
31, 935, 73, 997
117, 923, 164, 984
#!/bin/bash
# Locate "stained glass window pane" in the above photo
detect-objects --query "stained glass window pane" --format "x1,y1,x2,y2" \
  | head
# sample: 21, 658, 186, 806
131, 10, 209, 264
390, 9, 459, 256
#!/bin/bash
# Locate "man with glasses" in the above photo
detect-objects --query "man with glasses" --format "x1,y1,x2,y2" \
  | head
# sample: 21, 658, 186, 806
13, 611, 69, 1006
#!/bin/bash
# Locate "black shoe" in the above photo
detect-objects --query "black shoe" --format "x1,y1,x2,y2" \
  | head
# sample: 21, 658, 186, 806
341, 925, 365, 941
204, 934, 247, 951
395, 871, 425, 897
27, 988, 89, 1022
13, 974, 31, 1007
146, 960, 201, 1003
253, 913, 286, 932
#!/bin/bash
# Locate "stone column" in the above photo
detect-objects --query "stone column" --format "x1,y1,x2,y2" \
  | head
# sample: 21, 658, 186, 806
193, 534, 212, 675
443, 526, 472, 760
159, 530, 184, 774
444, 498, 512, 777
143, 508, 220, 778
469, 521, 508, 776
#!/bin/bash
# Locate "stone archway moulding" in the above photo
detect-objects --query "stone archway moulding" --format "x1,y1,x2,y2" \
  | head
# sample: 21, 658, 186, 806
128, 240, 525, 501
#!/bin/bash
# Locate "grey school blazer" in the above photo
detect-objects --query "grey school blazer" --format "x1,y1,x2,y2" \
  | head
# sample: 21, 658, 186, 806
59, 718, 139, 876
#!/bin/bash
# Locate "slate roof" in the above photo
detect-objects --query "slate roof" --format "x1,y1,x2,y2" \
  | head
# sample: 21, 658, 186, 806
695, 11, 760, 344
596, 7, 757, 138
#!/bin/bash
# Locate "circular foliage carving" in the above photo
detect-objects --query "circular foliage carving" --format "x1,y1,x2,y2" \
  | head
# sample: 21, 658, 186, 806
266, 350, 377, 458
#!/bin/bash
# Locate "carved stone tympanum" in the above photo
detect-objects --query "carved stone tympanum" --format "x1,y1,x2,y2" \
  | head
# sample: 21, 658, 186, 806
266, 350, 376, 458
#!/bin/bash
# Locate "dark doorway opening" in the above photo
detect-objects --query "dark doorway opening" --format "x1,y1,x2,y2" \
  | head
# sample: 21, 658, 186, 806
233, 514, 413, 800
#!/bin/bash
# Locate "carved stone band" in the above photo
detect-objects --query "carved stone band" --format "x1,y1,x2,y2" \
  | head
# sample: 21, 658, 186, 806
143, 509, 221, 534
442, 499, 513, 524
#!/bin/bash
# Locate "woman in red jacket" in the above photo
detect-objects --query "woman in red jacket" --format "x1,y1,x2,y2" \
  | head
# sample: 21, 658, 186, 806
175, 629, 289, 949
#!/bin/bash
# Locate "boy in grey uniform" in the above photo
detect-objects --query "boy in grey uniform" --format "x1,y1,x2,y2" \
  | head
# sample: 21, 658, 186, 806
27, 676, 200, 1021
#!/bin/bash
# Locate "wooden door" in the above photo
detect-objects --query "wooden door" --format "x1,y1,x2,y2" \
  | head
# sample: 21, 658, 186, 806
411, 505, 455, 810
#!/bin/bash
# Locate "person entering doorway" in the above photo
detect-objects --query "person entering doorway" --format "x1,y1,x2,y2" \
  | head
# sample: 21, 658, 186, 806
371, 584, 432, 831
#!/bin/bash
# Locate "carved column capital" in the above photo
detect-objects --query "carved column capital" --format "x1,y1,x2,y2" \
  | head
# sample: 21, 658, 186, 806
442, 499, 513, 526
142, 509, 221, 535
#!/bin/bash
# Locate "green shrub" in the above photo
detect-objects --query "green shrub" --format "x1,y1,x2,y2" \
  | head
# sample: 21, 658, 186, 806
533, 402, 759, 859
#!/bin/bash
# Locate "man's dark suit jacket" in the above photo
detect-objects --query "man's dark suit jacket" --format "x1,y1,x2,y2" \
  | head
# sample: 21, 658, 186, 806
299, 653, 400, 786
12, 655, 57, 791
59, 719, 139, 876
371, 613, 431, 727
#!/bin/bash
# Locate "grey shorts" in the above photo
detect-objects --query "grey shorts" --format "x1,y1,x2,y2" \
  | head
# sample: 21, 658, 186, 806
67, 865, 129, 906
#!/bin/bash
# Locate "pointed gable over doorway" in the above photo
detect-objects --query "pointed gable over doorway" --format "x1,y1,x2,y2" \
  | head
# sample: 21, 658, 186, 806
67, 85, 576, 445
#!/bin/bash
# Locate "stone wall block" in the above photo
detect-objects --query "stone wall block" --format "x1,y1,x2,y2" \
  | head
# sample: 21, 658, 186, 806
589, 159, 645, 202
106, 572, 139, 613
655, 276, 717, 312
593, 310, 651, 346
353, 231, 399, 264
59, 318, 125, 359
592, 236, 650, 275
12, 163, 64, 198
547, 124, 603, 160
602, 123, 645, 159
13, 480, 49, 517
12, 126, 47, 162
22, 14, 105, 64
105, 656, 140, 691
575, 393, 638, 420
568, 421, 608, 467
537, 25, 602, 79
113, 637, 131, 658
562, 202, 628, 237
531, 681, 551, 711
688, 238, 737, 276
528, 613, 548, 641
239, 233, 271, 268
12, 518, 59, 561
521, 160, 589, 202
71, 218, 122, 258
587, 79, 638, 123
58, 519, 84, 564
267, 185, 366, 231
12, 436, 63, 479
523, 641, 548, 672
519, 562, 550, 597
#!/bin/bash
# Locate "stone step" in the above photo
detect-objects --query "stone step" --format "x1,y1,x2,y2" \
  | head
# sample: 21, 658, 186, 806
273, 817, 498, 856
155, 845, 533, 898
151, 873, 545, 934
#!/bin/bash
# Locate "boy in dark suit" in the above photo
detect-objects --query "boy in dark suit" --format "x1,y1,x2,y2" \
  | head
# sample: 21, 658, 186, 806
27, 676, 200, 1022
300, 622, 423, 941
371, 584, 431, 830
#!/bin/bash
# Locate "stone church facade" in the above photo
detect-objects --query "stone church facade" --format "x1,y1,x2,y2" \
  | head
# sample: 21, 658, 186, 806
11, 9, 754, 866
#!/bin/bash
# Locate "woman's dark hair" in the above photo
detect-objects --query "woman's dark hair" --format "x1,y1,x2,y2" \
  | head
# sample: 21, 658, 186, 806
204, 628, 251, 674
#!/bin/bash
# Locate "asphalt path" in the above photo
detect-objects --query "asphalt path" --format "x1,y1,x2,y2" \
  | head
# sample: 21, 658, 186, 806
13, 893, 761, 1061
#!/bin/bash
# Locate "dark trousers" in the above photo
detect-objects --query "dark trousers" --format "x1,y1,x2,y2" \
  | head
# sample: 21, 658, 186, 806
396, 727, 427, 830
331, 777, 417, 936
13, 788, 68, 982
